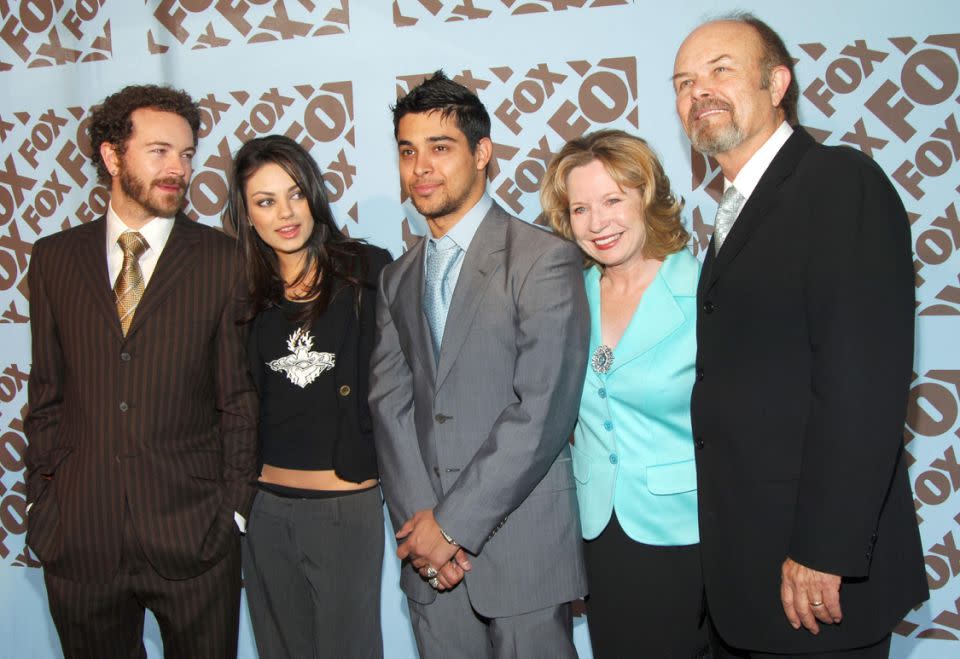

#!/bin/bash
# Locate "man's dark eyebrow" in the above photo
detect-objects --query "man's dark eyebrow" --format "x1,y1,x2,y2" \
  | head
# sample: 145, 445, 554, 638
144, 140, 195, 154
397, 135, 456, 147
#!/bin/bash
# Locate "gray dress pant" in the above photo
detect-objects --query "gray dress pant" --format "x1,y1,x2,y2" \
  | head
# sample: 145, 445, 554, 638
407, 582, 576, 659
242, 487, 384, 659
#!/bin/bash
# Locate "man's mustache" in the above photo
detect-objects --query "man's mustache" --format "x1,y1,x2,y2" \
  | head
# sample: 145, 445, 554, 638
689, 99, 733, 123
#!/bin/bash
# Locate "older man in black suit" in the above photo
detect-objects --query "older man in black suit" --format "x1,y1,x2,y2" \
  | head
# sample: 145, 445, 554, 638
672, 13, 928, 658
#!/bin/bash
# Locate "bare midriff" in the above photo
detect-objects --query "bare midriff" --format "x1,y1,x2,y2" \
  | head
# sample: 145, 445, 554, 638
259, 465, 377, 491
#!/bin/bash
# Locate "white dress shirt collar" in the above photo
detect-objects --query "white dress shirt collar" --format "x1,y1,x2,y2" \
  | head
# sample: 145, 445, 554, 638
106, 203, 176, 287
437, 192, 492, 253
725, 121, 794, 203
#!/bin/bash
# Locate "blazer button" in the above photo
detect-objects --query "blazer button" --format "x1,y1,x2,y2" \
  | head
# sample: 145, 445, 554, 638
435, 414, 451, 424
609, 453, 618, 465
338, 385, 351, 396
119, 401, 129, 412
694, 436, 704, 449
703, 300, 715, 314
120, 352, 131, 362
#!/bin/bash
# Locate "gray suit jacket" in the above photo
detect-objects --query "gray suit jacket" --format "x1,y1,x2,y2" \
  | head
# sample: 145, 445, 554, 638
370, 202, 589, 617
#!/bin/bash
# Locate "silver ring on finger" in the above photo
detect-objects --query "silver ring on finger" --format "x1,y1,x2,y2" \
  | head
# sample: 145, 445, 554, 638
428, 577, 440, 589
425, 566, 438, 579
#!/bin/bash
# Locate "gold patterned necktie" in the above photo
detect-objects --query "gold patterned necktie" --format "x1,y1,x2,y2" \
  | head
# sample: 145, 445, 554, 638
114, 231, 149, 336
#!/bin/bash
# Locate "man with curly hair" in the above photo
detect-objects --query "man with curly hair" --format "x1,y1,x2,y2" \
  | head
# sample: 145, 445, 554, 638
24, 84, 258, 658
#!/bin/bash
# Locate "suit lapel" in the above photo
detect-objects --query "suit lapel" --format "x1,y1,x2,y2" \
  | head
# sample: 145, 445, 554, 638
391, 237, 437, 385
435, 206, 507, 391
705, 128, 815, 294
608, 252, 692, 373
125, 215, 199, 339
75, 217, 122, 337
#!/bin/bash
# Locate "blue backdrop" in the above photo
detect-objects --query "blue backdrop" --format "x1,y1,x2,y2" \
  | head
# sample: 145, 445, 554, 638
1, 1, 958, 656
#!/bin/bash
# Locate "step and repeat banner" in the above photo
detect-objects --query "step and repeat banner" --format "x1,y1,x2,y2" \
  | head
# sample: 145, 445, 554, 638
1, 1, 958, 657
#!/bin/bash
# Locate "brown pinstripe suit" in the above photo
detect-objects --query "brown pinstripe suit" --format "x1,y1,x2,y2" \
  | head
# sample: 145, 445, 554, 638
24, 213, 258, 654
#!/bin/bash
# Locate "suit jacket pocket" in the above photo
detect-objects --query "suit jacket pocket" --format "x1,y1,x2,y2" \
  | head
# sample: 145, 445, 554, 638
646, 459, 697, 495
529, 456, 575, 497
571, 445, 591, 485
199, 505, 236, 565
27, 445, 73, 502
26, 484, 62, 564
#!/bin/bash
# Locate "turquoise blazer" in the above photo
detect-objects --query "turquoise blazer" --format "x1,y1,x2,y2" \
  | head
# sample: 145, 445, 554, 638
572, 249, 700, 545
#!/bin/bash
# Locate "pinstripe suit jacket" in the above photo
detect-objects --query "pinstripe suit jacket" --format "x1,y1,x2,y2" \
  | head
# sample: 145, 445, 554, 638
370, 203, 589, 617
24, 214, 258, 583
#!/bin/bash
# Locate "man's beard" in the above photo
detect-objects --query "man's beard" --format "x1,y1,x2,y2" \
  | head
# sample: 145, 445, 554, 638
688, 99, 745, 157
119, 164, 186, 219
410, 178, 476, 222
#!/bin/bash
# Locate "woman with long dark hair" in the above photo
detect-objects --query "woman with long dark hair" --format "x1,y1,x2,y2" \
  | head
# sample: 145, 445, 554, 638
224, 134, 389, 659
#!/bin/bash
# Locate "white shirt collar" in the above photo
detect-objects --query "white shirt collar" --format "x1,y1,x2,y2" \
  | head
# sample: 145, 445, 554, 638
106, 203, 176, 286
725, 121, 794, 202
434, 192, 492, 253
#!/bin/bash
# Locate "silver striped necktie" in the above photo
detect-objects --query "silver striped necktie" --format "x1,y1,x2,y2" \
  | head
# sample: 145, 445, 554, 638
714, 185, 746, 254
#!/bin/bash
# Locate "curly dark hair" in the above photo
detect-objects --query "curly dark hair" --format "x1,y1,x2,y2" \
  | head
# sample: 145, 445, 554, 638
89, 84, 201, 184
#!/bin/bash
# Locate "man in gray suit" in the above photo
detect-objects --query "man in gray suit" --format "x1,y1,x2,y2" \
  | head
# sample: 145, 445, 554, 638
370, 71, 589, 658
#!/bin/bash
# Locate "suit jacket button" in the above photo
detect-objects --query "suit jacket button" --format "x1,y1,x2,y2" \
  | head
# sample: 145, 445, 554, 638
703, 300, 715, 314
119, 401, 129, 412
694, 436, 704, 449
120, 352, 131, 362
435, 414, 449, 424
339, 385, 351, 396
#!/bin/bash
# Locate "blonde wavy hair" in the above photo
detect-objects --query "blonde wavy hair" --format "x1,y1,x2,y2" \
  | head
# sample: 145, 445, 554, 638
540, 129, 688, 266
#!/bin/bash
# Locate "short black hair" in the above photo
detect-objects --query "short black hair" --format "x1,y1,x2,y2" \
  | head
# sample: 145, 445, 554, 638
391, 70, 491, 151
89, 84, 201, 185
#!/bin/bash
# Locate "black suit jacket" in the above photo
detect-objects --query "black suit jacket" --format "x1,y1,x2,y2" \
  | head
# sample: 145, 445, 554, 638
24, 214, 258, 583
692, 128, 928, 652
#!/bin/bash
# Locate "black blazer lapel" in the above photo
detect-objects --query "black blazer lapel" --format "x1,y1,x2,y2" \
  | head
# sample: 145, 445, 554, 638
75, 217, 123, 337
125, 215, 199, 339
705, 128, 816, 293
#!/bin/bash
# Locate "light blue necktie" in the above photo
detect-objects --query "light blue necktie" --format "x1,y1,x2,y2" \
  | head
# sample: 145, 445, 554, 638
423, 236, 461, 361
714, 185, 746, 254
